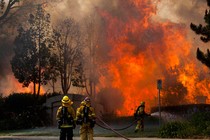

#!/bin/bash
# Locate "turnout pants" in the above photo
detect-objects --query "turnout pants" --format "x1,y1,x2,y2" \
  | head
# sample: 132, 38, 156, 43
135, 119, 144, 131
80, 123, 94, 140
60, 127, 73, 140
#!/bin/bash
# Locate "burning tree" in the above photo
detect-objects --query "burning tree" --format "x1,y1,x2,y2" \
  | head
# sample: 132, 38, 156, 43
161, 68, 188, 106
10, 5, 55, 97
52, 18, 83, 95
190, 0, 210, 69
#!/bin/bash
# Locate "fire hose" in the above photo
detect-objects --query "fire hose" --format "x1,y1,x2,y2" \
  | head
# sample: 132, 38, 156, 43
95, 115, 149, 139
96, 117, 139, 131
96, 116, 132, 140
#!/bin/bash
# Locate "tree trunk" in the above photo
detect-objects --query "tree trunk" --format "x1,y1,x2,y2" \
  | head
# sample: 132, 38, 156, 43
63, 43, 68, 94
33, 81, 36, 97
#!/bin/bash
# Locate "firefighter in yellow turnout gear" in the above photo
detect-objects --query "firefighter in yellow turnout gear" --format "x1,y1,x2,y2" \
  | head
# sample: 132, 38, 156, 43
76, 97, 96, 140
56, 95, 76, 140
134, 101, 150, 132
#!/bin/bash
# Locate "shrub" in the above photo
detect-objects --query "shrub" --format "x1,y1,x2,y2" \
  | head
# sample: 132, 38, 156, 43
159, 112, 210, 138
159, 121, 194, 138
0, 93, 50, 130
189, 112, 210, 135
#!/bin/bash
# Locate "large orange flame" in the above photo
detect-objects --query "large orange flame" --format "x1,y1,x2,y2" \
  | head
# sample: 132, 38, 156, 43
97, 0, 210, 116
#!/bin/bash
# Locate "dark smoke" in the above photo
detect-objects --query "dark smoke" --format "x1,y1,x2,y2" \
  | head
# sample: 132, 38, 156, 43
97, 87, 124, 114
0, 39, 13, 77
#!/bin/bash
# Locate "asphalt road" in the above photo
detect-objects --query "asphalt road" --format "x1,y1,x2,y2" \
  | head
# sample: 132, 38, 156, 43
0, 136, 207, 140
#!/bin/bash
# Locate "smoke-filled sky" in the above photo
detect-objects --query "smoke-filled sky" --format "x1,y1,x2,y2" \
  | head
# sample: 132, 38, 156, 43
0, 0, 210, 115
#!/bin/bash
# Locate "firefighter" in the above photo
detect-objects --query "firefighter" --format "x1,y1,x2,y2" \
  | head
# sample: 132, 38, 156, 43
134, 101, 150, 132
76, 97, 96, 140
56, 95, 76, 140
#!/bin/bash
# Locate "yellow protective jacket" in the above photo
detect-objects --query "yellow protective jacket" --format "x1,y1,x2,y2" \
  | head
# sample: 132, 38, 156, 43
135, 105, 150, 119
137, 105, 145, 114
56, 105, 76, 128
76, 104, 96, 124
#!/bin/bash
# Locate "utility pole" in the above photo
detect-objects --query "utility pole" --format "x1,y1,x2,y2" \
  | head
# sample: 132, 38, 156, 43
157, 79, 162, 127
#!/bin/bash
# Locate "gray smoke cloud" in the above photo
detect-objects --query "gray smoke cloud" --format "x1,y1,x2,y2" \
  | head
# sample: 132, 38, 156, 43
157, 0, 206, 24
0, 39, 13, 77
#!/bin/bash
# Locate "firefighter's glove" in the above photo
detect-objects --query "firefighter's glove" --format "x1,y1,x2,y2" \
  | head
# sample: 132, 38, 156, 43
57, 120, 62, 129
90, 119, 96, 128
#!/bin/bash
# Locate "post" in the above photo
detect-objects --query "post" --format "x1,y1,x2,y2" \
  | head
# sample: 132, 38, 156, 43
157, 79, 162, 127
158, 88, 161, 127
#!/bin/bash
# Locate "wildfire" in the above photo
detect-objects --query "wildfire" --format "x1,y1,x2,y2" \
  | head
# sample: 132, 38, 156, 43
97, 0, 210, 116
1, 0, 209, 116
0, 75, 45, 96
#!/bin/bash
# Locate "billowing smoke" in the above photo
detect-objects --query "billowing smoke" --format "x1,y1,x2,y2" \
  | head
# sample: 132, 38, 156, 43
0, 40, 13, 77
97, 87, 124, 114
157, 0, 206, 24
0, 37, 14, 94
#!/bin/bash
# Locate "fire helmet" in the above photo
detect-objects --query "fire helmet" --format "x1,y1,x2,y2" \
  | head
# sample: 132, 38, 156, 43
62, 95, 73, 105
84, 97, 91, 107
84, 97, 91, 102
140, 101, 145, 106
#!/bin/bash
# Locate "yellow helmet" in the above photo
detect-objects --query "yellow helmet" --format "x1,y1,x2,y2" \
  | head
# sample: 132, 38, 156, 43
62, 95, 73, 105
140, 101, 145, 106
80, 101, 86, 106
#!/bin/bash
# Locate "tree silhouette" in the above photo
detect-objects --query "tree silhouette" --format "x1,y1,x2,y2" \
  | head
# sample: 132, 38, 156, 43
11, 5, 55, 97
0, 0, 57, 21
190, 0, 210, 69
83, 14, 100, 99
53, 18, 83, 94
0, 0, 19, 21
